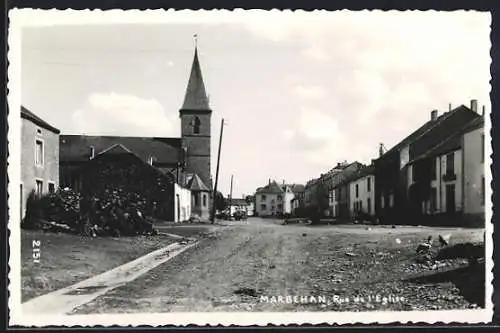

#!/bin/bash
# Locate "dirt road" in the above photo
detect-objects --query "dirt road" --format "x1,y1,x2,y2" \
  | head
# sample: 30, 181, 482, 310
73, 218, 485, 314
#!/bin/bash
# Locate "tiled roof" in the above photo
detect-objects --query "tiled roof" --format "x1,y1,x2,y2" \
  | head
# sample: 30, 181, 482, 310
60, 135, 181, 164
256, 181, 285, 194
410, 115, 484, 163
378, 105, 477, 160
186, 173, 210, 192
410, 105, 479, 160
181, 47, 211, 111
21, 106, 60, 134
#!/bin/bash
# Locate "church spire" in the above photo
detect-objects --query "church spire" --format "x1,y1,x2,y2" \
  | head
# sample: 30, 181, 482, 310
181, 38, 211, 111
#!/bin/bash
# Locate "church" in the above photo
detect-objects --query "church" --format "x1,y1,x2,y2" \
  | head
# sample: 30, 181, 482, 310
58, 46, 214, 222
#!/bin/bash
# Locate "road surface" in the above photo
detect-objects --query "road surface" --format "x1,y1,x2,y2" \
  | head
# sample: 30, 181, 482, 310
72, 218, 485, 313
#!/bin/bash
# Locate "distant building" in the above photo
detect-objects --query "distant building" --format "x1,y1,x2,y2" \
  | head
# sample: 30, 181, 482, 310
20, 106, 60, 219
374, 101, 482, 224
328, 161, 364, 219
59, 46, 213, 222
255, 180, 295, 217
290, 184, 306, 216
349, 165, 376, 218
227, 198, 253, 216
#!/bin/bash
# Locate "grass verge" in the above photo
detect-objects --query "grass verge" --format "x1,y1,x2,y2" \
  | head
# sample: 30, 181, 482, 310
21, 230, 177, 302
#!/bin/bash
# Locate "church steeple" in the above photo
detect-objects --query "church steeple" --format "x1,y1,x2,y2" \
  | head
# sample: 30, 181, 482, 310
181, 44, 211, 111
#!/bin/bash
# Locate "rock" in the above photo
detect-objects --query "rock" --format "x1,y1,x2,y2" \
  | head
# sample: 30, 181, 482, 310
416, 243, 432, 253
391, 225, 396, 229
345, 252, 357, 257
302, 233, 307, 237
395, 238, 402, 244
365, 227, 372, 231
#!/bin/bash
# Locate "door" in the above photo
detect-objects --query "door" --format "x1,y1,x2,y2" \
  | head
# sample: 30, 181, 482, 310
446, 184, 455, 213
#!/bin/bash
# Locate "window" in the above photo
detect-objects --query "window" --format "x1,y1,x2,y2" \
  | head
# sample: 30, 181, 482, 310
359, 200, 363, 212
355, 184, 359, 198
481, 176, 485, 206
193, 116, 201, 134
277, 195, 282, 201
381, 195, 385, 209
481, 133, 485, 163
261, 204, 267, 210
277, 203, 283, 210
431, 158, 437, 180
202, 193, 207, 207
367, 198, 371, 213
367, 177, 371, 192
48, 182, 55, 194
446, 152, 455, 175
36, 180, 43, 197
35, 140, 43, 166
261, 195, 267, 201
389, 193, 394, 208
194, 193, 200, 206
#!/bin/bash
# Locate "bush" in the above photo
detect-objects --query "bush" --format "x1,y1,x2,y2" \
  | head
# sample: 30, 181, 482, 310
39, 187, 82, 231
22, 190, 41, 229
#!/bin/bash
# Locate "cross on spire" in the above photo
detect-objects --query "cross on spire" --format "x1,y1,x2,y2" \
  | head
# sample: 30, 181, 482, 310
194, 34, 198, 49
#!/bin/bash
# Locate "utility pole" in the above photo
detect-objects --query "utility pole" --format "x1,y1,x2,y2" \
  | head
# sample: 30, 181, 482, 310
229, 174, 234, 215
211, 118, 225, 224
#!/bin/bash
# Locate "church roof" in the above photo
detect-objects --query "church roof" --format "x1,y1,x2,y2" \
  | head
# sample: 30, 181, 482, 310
60, 135, 182, 165
186, 173, 210, 192
180, 47, 211, 112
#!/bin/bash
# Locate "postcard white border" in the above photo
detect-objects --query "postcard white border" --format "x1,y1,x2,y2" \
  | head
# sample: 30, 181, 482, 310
7, 8, 494, 326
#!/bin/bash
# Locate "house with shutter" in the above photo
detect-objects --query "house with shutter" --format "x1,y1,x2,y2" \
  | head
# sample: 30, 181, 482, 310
59, 45, 214, 222
406, 113, 485, 226
375, 99, 483, 225
20, 106, 60, 219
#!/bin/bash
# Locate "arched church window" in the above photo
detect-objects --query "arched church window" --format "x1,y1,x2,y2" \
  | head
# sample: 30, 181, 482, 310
193, 116, 201, 134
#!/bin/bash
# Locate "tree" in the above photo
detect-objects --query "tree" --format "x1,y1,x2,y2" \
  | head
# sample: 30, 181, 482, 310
244, 195, 254, 204
215, 191, 228, 211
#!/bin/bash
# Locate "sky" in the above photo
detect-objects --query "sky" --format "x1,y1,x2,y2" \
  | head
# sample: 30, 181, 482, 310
19, 10, 490, 197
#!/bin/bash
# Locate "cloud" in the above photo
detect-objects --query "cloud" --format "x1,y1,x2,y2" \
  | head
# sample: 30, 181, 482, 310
167, 61, 174, 67
71, 92, 177, 136
283, 108, 347, 166
292, 84, 326, 101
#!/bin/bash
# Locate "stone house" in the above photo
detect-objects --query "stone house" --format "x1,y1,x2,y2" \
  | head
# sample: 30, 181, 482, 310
406, 114, 485, 226
328, 161, 364, 219
374, 100, 481, 224
255, 180, 295, 217
348, 164, 376, 218
20, 106, 60, 219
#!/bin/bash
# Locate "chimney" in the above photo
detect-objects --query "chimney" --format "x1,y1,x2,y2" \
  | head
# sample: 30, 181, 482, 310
470, 99, 478, 112
283, 180, 285, 185
89, 146, 95, 159
449, 103, 452, 111
337, 162, 341, 167
482, 105, 486, 116
379, 143, 384, 157
431, 110, 438, 121
268, 178, 271, 185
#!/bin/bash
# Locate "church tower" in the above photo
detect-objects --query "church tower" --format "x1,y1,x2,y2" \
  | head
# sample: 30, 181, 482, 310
179, 45, 212, 191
